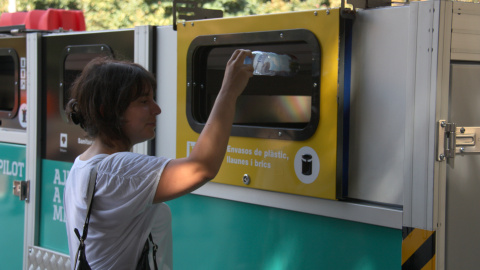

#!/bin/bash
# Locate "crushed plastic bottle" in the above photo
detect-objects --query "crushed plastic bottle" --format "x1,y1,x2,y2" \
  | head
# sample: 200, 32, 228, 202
244, 51, 299, 76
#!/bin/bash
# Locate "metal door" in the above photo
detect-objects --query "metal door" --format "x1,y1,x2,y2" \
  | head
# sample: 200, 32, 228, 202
445, 62, 480, 268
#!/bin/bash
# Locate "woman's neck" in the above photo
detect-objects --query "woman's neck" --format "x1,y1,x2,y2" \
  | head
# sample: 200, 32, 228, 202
79, 138, 130, 161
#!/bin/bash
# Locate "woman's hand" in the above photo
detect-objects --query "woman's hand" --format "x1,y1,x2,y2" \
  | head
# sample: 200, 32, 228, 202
220, 49, 254, 100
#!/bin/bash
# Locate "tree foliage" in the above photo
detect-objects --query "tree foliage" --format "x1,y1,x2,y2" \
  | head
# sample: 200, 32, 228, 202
3, 0, 477, 31
1, 0, 333, 30
5, 0, 169, 30
80, 0, 169, 30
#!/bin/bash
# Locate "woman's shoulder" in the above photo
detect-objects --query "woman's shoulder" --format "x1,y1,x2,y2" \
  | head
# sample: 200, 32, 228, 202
71, 154, 109, 169
100, 152, 170, 175
106, 151, 164, 163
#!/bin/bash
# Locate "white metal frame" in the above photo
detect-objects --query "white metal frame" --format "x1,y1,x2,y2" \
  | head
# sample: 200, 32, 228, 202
24, 32, 45, 269
402, 0, 440, 231
133, 25, 156, 155
433, 2, 453, 269
155, 26, 178, 160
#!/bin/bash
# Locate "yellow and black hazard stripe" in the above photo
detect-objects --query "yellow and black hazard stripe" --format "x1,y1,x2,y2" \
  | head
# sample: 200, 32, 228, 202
402, 227, 436, 270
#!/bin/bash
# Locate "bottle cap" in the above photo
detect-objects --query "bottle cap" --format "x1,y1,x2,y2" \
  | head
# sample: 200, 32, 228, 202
244, 56, 253, 65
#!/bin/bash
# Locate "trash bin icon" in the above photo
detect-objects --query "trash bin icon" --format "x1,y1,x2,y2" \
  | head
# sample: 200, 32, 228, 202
22, 108, 27, 123
302, 154, 312, 176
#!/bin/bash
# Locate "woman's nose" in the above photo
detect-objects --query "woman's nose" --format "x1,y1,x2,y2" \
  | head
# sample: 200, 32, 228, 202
153, 101, 161, 115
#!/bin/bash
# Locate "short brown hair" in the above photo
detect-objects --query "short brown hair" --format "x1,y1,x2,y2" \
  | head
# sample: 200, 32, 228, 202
66, 57, 156, 148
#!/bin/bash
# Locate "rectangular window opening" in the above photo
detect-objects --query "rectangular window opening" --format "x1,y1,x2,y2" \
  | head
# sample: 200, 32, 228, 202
63, 51, 112, 111
187, 29, 320, 141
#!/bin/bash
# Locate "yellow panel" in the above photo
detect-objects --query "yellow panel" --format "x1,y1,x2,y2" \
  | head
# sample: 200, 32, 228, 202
176, 10, 341, 200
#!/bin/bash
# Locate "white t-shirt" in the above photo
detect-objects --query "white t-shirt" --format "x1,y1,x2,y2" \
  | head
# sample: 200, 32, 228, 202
64, 152, 173, 270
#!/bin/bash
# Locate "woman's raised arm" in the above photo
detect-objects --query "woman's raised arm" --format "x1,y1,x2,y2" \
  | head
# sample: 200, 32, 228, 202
153, 49, 253, 203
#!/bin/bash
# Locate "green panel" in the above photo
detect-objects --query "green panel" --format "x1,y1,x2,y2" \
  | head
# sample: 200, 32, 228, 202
36, 158, 402, 268
38, 159, 72, 253
0, 142, 26, 270
169, 194, 401, 270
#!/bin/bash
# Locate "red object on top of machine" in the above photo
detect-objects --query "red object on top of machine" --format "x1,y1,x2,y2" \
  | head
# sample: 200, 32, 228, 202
0, 9, 86, 31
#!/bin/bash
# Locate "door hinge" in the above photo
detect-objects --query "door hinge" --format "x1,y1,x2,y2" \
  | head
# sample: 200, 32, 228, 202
13, 180, 29, 201
438, 120, 480, 161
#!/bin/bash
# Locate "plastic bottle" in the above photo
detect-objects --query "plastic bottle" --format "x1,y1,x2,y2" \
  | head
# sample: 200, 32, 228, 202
244, 51, 299, 76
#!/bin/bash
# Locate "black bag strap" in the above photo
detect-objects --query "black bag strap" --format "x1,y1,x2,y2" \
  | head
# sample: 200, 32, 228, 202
149, 233, 158, 270
83, 163, 99, 239
73, 163, 100, 270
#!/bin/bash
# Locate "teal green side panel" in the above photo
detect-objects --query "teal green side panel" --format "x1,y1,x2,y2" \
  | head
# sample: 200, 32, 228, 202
38, 159, 73, 254
169, 194, 401, 270
0, 142, 26, 270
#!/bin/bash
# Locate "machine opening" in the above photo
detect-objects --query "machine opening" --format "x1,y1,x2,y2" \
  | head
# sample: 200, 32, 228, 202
187, 29, 321, 141
61, 45, 113, 113
63, 53, 109, 110
0, 51, 19, 119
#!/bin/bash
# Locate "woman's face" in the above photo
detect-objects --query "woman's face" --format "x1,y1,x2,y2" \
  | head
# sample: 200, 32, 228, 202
122, 88, 161, 146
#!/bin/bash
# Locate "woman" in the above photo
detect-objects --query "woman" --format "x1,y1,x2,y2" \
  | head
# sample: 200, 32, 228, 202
64, 49, 253, 269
